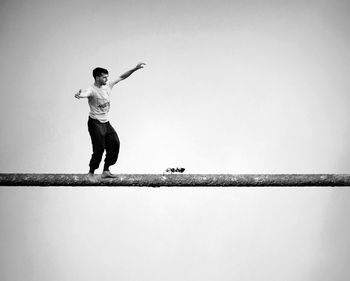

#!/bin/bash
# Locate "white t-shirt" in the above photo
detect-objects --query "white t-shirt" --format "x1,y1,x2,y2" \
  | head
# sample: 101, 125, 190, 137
83, 84, 112, 123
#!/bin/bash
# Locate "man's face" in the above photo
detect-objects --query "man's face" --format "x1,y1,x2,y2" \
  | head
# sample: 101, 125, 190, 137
97, 73, 108, 85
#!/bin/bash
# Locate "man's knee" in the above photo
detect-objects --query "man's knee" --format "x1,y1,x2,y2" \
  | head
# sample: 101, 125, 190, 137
93, 144, 105, 155
110, 141, 120, 153
110, 133, 120, 148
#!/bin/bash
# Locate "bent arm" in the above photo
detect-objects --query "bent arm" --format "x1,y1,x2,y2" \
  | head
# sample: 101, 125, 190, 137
109, 62, 146, 88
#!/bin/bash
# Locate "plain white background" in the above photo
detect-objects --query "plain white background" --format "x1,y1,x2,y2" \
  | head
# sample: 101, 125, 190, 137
1, 187, 350, 281
1, 0, 350, 280
0, 0, 350, 174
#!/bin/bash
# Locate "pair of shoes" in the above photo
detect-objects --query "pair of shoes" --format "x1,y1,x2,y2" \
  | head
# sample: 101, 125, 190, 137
101, 170, 118, 178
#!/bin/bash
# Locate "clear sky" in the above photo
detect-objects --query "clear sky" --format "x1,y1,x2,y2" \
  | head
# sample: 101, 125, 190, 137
1, 187, 350, 281
1, 0, 350, 174
1, 1, 350, 281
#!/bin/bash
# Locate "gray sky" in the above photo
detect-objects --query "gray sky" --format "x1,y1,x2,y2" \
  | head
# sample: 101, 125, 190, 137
1, 1, 350, 281
1, 187, 350, 281
1, 0, 350, 173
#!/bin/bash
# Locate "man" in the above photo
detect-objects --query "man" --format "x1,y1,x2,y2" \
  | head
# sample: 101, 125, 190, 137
75, 63, 145, 178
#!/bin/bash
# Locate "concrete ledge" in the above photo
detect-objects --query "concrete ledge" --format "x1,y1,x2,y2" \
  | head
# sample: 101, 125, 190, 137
0, 174, 350, 187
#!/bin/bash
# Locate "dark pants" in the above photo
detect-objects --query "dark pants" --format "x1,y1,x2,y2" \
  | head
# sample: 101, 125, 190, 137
88, 117, 120, 171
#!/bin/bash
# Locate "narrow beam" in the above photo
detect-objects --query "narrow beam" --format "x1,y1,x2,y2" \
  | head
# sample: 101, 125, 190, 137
0, 174, 350, 187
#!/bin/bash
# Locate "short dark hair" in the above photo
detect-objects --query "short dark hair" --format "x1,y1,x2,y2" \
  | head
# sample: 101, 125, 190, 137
92, 67, 109, 79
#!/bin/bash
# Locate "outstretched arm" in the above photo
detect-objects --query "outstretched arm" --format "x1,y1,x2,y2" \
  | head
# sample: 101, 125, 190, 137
109, 63, 146, 88
74, 89, 91, 99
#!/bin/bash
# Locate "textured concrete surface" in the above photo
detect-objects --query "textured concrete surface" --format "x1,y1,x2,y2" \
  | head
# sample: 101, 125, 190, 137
0, 174, 350, 187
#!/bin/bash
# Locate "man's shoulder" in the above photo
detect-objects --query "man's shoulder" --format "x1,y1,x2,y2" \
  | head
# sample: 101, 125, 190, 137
84, 85, 94, 92
107, 81, 114, 89
88, 85, 100, 96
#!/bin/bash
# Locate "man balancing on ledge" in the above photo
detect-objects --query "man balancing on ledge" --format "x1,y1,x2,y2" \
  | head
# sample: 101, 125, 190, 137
75, 63, 146, 178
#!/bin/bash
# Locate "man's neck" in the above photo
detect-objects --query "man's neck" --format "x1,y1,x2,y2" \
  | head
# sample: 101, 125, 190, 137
94, 82, 103, 88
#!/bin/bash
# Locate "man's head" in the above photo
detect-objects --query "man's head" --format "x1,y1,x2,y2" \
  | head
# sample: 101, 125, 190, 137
93, 67, 109, 86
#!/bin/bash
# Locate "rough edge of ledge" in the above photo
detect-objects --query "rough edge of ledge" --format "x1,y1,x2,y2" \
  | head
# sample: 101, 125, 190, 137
0, 174, 350, 187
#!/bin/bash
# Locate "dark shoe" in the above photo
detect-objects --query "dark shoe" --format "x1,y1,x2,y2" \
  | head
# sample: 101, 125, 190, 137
101, 171, 118, 178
